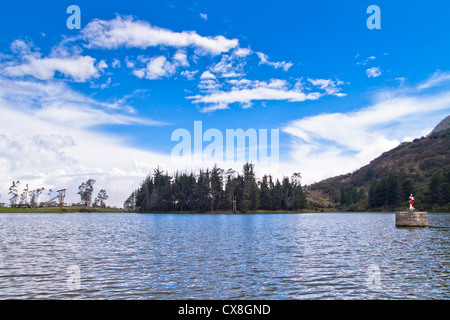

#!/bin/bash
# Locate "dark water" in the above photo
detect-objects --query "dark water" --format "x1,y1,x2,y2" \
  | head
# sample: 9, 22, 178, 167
0, 212, 448, 299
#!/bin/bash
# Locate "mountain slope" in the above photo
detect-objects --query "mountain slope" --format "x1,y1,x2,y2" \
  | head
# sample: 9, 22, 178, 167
306, 118, 450, 211
430, 115, 450, 135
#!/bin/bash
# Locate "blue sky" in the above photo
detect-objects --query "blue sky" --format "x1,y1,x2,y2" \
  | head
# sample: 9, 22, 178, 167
0, 0, 449, 206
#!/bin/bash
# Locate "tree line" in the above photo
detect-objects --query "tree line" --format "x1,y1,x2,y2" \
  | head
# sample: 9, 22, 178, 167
124, 163, 307, 213
6, 181, 46, 208
333, 171, 450, 211
367, 171, 449, 210
77, 179, 109, 208
4, 179, 109, 208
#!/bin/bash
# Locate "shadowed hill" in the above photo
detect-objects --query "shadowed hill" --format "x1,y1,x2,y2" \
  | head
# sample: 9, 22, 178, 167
306, 117, 450, 212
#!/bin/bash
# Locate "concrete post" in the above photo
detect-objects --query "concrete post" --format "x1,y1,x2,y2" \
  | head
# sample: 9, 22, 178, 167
395, 211, 428, 227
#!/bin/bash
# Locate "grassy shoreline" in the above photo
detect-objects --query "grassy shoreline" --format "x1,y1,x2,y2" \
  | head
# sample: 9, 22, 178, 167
1, 206, 447, 214
0, 206, 122, 213
135, 209, 325, 214
0, 207, 325, 214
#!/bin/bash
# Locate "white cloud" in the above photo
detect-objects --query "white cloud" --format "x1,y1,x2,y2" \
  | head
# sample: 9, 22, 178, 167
0, 76, 163, 126
131, 68, 145, 79
197, 102, 230, 113
226, 78, 252, 88
101, 77, 112, 89
1, 55, 100, 82
0, 76, 169, 207
200, 13, 208, 20
283, 89, 450, 184
189, 77, 346, 112
96, 59, 108, 71
256, 52, 293, 71
180, 70, 198, 80
234, 47, 252, 58
173, 50, 189, 67
198, 78, 222, 92
10, 39, 38, 57
395, 77, 406, 86
130, 51, 190, 80
90, 77, 112, 89
200, 70, 216, 80
209, 53, 246, 78
80, 15, 238, 55
189, 78, 324, 112
145, 56, 175, 79
2, 38, 97, 83
125, 59, 135, 69
111, 59, 121, 68
307, 78, 346, 97
366, 67, 382, 78
417, 70, 450, 90
198, 70, 222, 92
356, 55, 377, 66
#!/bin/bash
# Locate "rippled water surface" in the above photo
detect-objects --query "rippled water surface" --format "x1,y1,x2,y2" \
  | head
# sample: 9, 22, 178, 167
0, 212, 448, 299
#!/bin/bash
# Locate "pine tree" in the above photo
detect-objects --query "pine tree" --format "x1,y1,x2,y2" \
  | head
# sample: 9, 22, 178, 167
259, 175, 272, 210
210, 164, 224, 211
124, 190, 137, 211
271, 179, 282, 211
240, 163, 259, 213
291, 173, 307, 211
195, 169, 210, 212
429, 171, 449, 206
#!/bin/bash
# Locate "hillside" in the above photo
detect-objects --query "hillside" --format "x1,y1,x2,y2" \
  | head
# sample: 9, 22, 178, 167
430, 115, 450, 135
306, 118, 450, 212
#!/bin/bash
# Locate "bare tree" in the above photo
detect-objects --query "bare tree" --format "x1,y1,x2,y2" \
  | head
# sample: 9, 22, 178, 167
94, 189, 109, 208
20, 184, 30, 207
30, 187, 45, 208
8, 181, 20, 207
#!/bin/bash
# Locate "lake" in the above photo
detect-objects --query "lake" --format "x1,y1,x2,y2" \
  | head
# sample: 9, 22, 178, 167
0, 212, 448, 299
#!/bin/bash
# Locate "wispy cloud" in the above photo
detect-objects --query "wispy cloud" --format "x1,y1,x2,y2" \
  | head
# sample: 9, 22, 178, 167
208, 50, 247, 78
356, 55, 377, 66
0, 76, 165, 128
0, 76, 169, 207
283, 77, 450, 184
256, 52, 293, 71
417, 70, 450, 90
180, 70, 198, 80
80, 15, 238, 55
188, 78, 338, 112
307, 78, 346, 97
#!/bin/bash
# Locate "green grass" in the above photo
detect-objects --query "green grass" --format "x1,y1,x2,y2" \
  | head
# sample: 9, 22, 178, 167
0, 206, 122, 213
